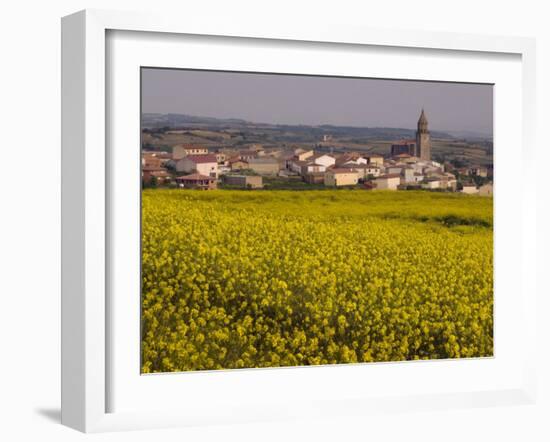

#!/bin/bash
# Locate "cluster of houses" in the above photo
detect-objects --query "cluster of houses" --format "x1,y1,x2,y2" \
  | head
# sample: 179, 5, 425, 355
141, 143, 493, 195
142, 109, 492, 195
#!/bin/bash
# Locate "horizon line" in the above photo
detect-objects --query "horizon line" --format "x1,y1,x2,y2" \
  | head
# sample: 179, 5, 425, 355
141, 112, 494, 138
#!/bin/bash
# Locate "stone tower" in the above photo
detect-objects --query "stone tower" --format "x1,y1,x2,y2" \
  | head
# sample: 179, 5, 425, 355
415, 108, 431, 161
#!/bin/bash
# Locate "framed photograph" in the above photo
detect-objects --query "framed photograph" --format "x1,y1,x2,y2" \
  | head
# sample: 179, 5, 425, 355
61, 9, 537, 433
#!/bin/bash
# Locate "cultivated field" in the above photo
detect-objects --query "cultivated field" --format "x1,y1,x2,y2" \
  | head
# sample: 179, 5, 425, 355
141, 189, 493, 373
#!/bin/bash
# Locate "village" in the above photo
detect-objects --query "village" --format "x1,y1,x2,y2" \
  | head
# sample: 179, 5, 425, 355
141, 110, 493, 195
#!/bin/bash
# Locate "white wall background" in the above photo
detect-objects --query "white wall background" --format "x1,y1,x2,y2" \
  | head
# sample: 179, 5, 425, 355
0, 1, 548, 440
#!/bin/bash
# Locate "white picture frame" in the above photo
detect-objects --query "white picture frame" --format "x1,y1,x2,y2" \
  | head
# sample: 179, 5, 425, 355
61, 9, 538, 433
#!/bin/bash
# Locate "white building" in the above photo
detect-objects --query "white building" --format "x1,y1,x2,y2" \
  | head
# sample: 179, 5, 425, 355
350, 164, 381, 179
176, 154, 219, 177
401, 167, 416, 183
364, 165, 381, 177
301, 163, 327, 174
444, 173, 458, 190
309, 153, 336, 168
324, 169, 359, 186
288, 159, 308, 174
421, 178, 443, 190
404, 162, 423, 175
374, 174, 401, 190
218, 164, 231, 175
386, 166, 404, 175
423, 164, 444, 175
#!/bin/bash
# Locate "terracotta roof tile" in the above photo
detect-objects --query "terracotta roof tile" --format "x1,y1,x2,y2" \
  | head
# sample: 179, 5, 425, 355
182, 154, 217, 164
176, 173, 215, 181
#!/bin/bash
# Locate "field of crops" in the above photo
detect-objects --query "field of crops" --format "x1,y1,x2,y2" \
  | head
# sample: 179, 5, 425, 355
141, 189, 493, 373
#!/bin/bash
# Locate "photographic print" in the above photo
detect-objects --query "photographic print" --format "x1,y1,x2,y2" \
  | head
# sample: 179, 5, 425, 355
140, 68, 493, 373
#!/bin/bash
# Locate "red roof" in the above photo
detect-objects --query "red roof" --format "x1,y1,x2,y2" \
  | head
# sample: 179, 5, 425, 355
377, 173, 401, 179
176, 173, 215, 181
184, 154, 217, 164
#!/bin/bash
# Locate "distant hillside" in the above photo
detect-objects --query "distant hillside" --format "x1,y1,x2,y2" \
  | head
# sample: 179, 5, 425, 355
141, 113, 455, 140
443, 130, 493, 141
142, 113, 248, 127
142, 113, 493, 167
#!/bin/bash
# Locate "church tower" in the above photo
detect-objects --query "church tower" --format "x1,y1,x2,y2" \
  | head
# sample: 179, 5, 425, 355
415, 109, 431, 161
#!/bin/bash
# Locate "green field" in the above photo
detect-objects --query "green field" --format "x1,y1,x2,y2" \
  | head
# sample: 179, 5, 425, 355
141, 189, 493, 373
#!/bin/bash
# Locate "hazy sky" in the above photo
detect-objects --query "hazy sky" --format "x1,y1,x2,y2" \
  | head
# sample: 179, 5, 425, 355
142, 68, 493, 136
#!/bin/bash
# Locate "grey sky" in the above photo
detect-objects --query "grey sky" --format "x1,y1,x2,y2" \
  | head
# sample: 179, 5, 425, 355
142, 68, 493, 136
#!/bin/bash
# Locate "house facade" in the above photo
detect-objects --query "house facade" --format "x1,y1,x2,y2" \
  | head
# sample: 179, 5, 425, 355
238, 150, 258, 161
175, 173, 217, 190
301, 163, 327, 175
288, 159, 308, 174
349, 164, 380, 180
229, 158, 249, 171
247, 157, 280, 175
172, 144, 209, 160
421, 178, 443, 190
401, 167, 415, 183
303, 172, 325, 184
324, 169, 359, 186
374, 174, 401, 190
309, 153, 336, 168
386, 166, 404, 175
142, 154, 163, 169
142, 167, 171, 185
295, 149, 314, 161
223, 174, 263, 189
364, 154, 384, 167
176, 154, 219, 177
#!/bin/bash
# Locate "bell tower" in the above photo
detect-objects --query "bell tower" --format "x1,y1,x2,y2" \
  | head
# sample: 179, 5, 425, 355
416, 108, 431, 161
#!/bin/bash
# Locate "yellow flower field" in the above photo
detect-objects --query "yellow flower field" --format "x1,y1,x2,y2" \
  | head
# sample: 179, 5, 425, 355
141, 189, 493, 373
